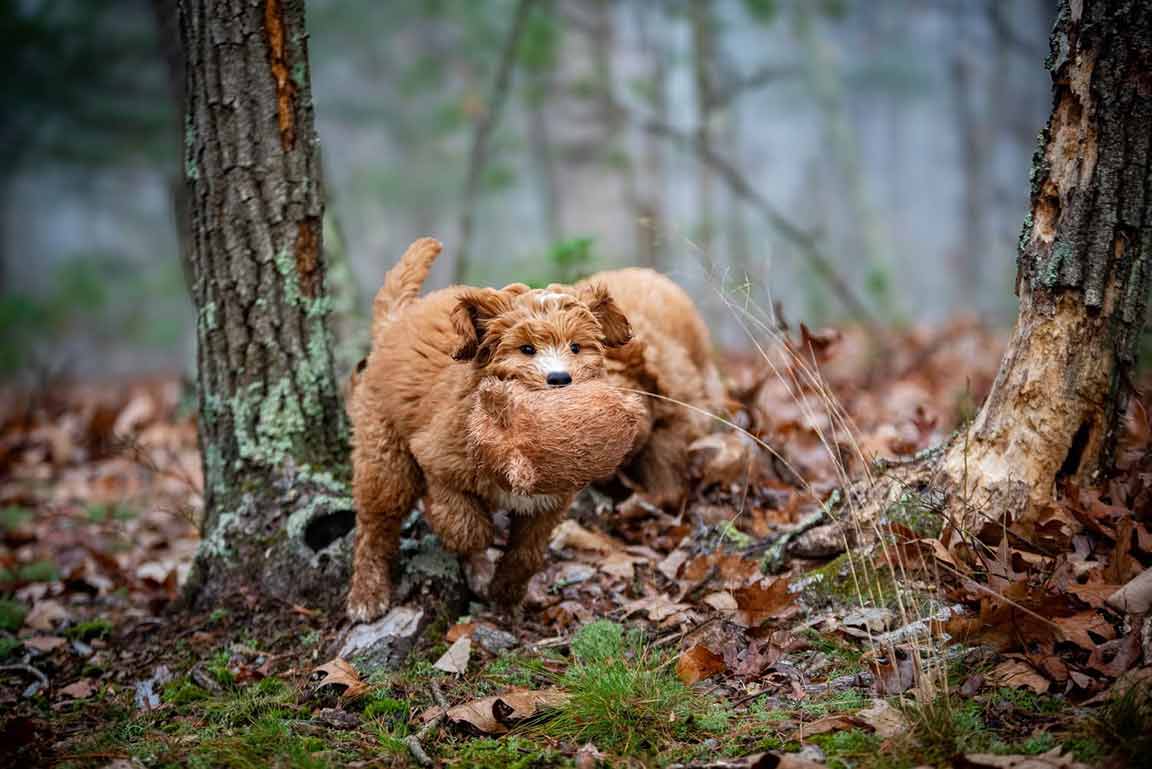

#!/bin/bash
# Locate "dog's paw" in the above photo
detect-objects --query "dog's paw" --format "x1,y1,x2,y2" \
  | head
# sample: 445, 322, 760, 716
346, 588, 391, 624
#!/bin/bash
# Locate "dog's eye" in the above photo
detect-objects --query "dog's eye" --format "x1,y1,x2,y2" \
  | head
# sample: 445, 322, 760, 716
569, 343, 581, 354
519, 344, 536, 356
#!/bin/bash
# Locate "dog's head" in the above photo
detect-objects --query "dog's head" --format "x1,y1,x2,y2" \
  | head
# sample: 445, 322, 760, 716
451, 282, 632, 388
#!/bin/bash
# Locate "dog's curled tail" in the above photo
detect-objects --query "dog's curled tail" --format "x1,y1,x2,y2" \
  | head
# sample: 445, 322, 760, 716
372, 237, 442, 341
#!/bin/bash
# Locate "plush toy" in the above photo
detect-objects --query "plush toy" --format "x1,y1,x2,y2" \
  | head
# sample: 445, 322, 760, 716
468, 378, 649, 496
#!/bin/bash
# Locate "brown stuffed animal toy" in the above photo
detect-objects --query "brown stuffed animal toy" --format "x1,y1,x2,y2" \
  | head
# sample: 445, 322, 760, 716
468, 378, 648, 497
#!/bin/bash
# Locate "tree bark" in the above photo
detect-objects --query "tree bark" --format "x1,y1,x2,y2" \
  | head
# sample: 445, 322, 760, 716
939, 0, 1152, 533
179, 0, 355, 609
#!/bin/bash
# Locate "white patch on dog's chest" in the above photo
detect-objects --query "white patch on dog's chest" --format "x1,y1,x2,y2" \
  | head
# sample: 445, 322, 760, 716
493, 489, 563, 515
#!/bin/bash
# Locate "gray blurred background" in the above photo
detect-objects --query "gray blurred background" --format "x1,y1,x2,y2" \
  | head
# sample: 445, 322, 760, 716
0, 0, 1054, 381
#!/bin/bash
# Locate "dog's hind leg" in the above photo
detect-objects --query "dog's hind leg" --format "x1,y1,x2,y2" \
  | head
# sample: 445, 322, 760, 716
488, 496, 573, 607
622, 420, 696, 513
347, 419, 423, 622
422, 481, 495, 555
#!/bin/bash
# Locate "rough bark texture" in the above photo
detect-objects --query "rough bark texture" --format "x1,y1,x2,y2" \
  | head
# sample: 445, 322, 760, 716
179, 0, 355, 609
940, 0, 1152, 531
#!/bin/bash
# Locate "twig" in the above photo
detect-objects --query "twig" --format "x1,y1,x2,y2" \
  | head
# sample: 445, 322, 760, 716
0, 664, 49, 690
455, 0, 537, 281
405, 681, 450, 767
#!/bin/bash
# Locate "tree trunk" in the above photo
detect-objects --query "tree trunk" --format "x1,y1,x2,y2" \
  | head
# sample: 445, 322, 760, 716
939, 0, 1152, 534
179, 0, 355, 609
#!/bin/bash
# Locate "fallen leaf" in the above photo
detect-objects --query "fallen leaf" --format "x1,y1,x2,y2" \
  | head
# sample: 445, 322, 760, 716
988, 659, 1049, 694
733, 579, 795, 627
59, 679, 96, 699
1053, 611, 1115, 651
658, 549, 690, 581
870, 646, 917, 695
856, 698, 907, 737
445, 622, 475, 643
433, 636, 472, 675
791, 714, 871, 740
1106, 566, 1152, 614
25, 600, 68, 631
549, 520, 620, 554
428, 688, 569, 735
599, 551, 647, 580
702, 591, 738, 612
622, 593, 693, 623
676, 644, 727, 684
24, 636, 66, 653
312, 658, 367, 699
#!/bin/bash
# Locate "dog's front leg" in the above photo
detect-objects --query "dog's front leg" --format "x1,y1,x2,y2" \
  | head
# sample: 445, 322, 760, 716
423, 482, 496, 555
347, 420, 423, 623
489, 496, 574, 607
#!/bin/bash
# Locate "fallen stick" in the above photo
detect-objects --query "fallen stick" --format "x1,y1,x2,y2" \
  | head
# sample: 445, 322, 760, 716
405, 681, 450, 767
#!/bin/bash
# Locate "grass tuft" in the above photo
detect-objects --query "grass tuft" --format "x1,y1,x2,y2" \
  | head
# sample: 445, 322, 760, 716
65, 618, 113, 641
1091, 679, 1152, 767
529, 621, 716, 753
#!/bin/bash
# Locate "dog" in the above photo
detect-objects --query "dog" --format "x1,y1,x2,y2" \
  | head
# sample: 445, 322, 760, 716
346, 240, 723, 622
346, 238, 634, 621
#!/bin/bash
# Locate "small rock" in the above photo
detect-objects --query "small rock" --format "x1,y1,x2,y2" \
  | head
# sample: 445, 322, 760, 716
788, 523, 849, 559
315, 707, 360, 730
796, 744, 826, 764
842, 607, 894, 635
338, 607, 426, 673
134, 664, 173, 711
473, 624, 518, 654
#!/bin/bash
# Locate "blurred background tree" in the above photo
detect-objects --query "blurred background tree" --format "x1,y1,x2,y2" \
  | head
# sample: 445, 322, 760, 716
1, 0, 1055, 381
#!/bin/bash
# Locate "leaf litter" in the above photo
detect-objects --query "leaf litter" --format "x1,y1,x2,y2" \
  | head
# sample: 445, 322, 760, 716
1, 319, 1150, 767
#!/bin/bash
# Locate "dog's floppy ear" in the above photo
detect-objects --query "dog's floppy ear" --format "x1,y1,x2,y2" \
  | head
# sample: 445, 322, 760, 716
578, 282, 632, 348
451, 287, 515, 362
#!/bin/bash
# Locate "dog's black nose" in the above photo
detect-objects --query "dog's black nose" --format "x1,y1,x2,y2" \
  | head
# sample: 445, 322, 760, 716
546, 371, 572, 387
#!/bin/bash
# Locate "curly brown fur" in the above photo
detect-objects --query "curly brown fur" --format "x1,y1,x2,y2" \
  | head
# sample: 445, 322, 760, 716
347, 239, 636, 622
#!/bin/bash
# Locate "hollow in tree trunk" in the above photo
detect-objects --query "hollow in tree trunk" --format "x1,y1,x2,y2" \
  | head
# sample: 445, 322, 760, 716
179, 0, 355, 609
936, 0, 1152, 535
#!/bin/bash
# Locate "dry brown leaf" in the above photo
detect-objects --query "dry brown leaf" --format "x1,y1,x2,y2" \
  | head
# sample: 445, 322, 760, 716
599, 551, 647, 580
312, 658, 368, 699
445, 622, 476, 643
791, 715, 872, 740
733, 579, 795, 627
549, 520, 620, 554
24, 636, 67, 653
428, 688, 570, 735
59, 679, 96, 699
856, 698, 907, 737
433, 636, 472, 675
622, 593, 693, 623
658, 549, 690, 581
870, 646, 918, 695
1053, 611, 1115, 651
676, 644, 727, 684
702, 591, 738, 612
988, 659, 1050, 694
25, 599, 69, 631
1106, 566, 1152, 614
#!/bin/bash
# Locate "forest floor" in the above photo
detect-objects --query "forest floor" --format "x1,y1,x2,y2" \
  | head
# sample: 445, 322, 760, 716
1, 317, 1150, 769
